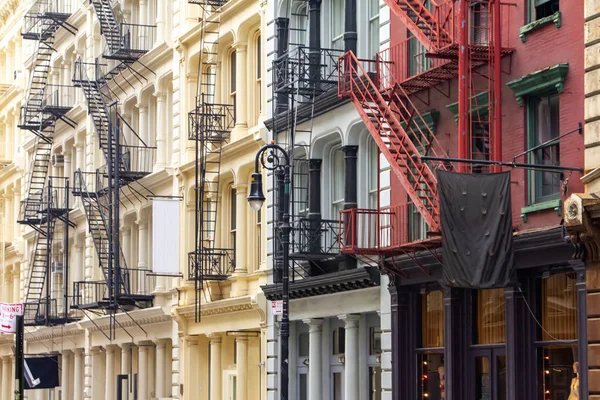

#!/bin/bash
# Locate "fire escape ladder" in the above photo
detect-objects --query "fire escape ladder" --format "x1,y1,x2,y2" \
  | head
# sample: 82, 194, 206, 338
386, 0, 454, 52
340, 52, 451, 231
90, 0, 123, 56
19, 137, 53, 223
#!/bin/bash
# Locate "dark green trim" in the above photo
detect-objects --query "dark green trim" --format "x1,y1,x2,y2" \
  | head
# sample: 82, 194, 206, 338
506, 63, 568, 106
520, 11, 561, 43
446, 91, 489, 124
520, 199, 561, 223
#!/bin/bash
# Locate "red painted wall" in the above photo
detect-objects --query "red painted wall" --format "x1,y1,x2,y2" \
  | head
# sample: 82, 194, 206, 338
388, 1, 584, 232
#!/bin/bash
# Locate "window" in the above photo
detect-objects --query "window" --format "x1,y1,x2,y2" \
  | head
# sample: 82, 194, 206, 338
471, 120, 490, 173
370, 327, 382, 355
256, 35, 262, 118
331, 0, 345, 50
293, 4, 308, 49
418, 290, 445, 400
409, 203, 427, 242
333, 372, 343, 400
332, 326, 345, 355
366, 314, 382, 399
531, 0, 559, 21
537, 273, 578, 399
368, 0, 380, 58
475, 288, 506, 345
471, 2, 489, 46
293, 158, 309, 218
409, 34, 430, 77
331, 147, 345, 218
528, 93, 560, 203
368, 140, 379, 209
230, 187, 237, 249
230, 51, 237, 119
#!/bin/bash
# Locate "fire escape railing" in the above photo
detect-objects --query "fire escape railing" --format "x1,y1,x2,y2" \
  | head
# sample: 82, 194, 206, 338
187, 249, 235, 281
290, 218, 342, 258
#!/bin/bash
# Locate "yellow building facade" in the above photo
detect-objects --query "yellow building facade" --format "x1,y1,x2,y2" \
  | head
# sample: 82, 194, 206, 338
0, 0, 267, 399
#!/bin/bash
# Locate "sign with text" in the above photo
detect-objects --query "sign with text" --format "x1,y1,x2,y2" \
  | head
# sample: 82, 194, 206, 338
271, 300, 283, 316
0, 302, 24, 334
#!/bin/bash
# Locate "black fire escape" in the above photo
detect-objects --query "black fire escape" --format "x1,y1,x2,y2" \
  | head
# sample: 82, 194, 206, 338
17, 0, 78, 326
187, 0, 236, 322
70, 0, 156, 334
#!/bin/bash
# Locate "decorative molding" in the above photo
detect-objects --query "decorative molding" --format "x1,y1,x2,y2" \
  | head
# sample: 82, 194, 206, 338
176, 295, 260, 320
520, 11, 561, 43
78, 306, 171, 332
446, 92, 489, 123
0, 0, 20, 30
506, 64, 569, 106
520, 198, 562, 223
564, 193, 600, 262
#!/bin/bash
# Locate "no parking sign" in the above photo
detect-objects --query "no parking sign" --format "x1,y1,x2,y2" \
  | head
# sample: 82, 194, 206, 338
0, 303, 23, 334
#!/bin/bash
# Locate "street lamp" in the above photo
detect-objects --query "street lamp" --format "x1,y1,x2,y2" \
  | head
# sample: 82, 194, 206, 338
247, 142, 291, 400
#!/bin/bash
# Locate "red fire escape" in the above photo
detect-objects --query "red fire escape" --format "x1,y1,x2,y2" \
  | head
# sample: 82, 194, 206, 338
338, 0, 514, 256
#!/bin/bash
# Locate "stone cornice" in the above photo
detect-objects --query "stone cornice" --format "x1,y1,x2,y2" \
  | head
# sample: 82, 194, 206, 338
0, 0, 20, 32
24, 321, 84, 342
79, 306, 171, 332
176, 294, 264, 321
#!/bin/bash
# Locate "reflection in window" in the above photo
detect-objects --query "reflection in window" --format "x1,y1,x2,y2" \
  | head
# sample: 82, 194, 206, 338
331, 0, 345, 50
530, 93, 560, 202
418, 353, 444, 400
370, 327, 382, 355
476, 288, 506, 345
332, 327, 345, 355
333, 372, 343, 400
331, 148, 345, 218
298, 332, 309, 358
369, 366, 382, 400
422, 290, 444, 348
532, 0, 559, 21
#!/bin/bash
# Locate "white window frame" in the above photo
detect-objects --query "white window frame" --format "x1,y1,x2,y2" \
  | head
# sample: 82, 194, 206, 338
331, 0, 345, 50
330, 146, 345, 219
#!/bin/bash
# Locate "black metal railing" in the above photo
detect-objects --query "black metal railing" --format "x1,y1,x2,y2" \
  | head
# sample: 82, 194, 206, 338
188, 0, 229, 6
119, 144, 157, 177
18, 105, 45, 128
273, 47, 345, 95
73, 169, 108, 196
72, 281, 107, 308
42, 84, 76, 111
188, 99, 235, 141
188, 248, 235, 281
23, 298, 79, 326
22, 0, 77, 38
19, 197, 42, 222
106, 23, 156, 59
120, 268, 156, 297
290, 217, 342, 257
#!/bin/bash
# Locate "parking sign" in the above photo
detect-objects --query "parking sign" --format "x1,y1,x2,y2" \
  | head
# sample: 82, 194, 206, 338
0, 303, 24, 334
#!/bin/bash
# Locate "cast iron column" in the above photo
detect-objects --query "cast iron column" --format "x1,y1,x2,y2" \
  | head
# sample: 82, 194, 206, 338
308, 0, 322, 85
342, 146, 358, 270
308, 159, 322, 261
344, 0, 357, 53
275, 18, 289, 115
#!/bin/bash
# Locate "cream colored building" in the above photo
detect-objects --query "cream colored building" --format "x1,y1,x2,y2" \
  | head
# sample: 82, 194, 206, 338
0, 0, 267, 399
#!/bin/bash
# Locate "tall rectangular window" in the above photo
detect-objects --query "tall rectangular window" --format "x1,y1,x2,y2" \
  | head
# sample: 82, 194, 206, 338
331, 0, 345, 50
230, 187, 237, 249
471, 2, 489, 46
530, 0, 559, 21
230, 50, 237, 119
368, 0, 380, 58
528, 93, 560, 203
256, 208, 262, 266
256, 35, 262, 117
331, 148, 345, 218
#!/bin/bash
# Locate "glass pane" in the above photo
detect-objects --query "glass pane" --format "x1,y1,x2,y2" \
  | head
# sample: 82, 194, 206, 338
333, 372, 343, 400
298, 332, 309, 357
422, 290, 444, 348
419, 353, 444, 400
369, 141, 379, 192
333, 148, 345, 202
332, 327, 345, 355
230, 51, 237, 93
370, 0, 379, 16
497, 355, 506, 400
475, 356, 491, 400
299, 373, 308, 400
369, 366, 382, 400
230, 375, 237, 400
370, 327, 382, 355
369, 19, 380, 58
542, 273, 578, 341
533, 94, 560, 199
231, 188, 237, 230
476, 289, 506, 345
257, 36, 261, 79
539, 346, 578, 400
332, 0, 344, 38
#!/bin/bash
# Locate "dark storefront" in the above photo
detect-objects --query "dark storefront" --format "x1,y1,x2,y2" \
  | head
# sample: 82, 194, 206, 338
389, 228, 586, 400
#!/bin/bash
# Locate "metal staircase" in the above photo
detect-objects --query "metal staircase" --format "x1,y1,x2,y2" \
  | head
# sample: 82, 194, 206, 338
339, 52, 450, 231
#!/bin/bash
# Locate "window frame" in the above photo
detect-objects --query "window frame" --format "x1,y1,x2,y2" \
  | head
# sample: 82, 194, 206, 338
368, 0, 380, 59
526, 92, 561, 205
229, 49, 237, 119
230, 186, 237, 250
331, 0, 345, 50
330, 146, 345, 219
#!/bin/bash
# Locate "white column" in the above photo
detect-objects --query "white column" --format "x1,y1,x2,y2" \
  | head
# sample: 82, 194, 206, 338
187, 338, 200, 400
105, 346, 115, 400
154, 92, 166, 168
233, 42, 248, 130
148, 344, 155, 398
12, 186, 19, 240
139, 0, 148, 25
122, 228, 131, 268
137, 104, 148, 148
74, 349, 84, 400
62, 351, 71, 400
208, 334, 221, 400
1, 357, 9, 400
156, 0, 165, 42
304, 318, 323, 400
137, 220, 148, 270
235, 185, 248, 274
155, 340, 167, 398
12, 268, 19, 304
340, 315, 360, 400
138, 345, 148, 400
64, 150, 72, 181
121, 343, 131, 376
236, 336, 248, 400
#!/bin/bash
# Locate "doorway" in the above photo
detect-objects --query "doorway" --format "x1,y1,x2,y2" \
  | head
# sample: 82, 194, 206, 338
470, 347, 506, 400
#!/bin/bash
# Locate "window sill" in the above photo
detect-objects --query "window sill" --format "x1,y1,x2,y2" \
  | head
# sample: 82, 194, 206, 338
519, 11, 561, 43
520, 199, 562, 223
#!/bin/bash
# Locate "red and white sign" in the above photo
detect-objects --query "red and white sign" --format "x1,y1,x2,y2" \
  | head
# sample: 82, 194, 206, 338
0, 303, 23, 334
271, 300, 283, 316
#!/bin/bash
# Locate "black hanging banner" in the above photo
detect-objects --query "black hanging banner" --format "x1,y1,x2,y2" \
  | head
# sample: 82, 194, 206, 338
437, 170, 514, 288
23, 356, 59, 390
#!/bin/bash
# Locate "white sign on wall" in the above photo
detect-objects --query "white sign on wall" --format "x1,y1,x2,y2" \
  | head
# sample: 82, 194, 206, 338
271, 300, 283, 315
0, 302, 23, 334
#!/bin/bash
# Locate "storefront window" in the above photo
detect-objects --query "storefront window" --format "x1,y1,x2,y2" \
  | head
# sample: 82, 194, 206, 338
538, 273, 579, 400
476, 288, 506, 345
419, 290, 445, 399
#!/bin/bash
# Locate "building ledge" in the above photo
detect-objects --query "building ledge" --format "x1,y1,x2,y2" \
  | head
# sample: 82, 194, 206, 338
175, 294, 264, 320
520, 11, 561, 43
261, 267, 380, 301
521, 199, 562, 222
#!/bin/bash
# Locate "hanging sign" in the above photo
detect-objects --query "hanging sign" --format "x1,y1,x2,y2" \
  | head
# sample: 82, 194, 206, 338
271, 300, 283, 315
0, 302, 24, 334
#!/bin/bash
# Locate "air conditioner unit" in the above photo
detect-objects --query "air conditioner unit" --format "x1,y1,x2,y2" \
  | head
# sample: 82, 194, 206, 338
51, 261, 63, 274
51, 154, 64, 167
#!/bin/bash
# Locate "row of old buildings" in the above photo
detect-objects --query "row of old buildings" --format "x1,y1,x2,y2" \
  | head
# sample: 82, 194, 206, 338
0, 0, 595, 399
